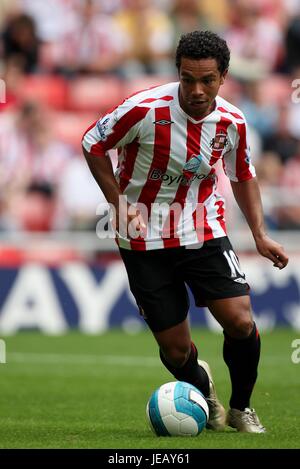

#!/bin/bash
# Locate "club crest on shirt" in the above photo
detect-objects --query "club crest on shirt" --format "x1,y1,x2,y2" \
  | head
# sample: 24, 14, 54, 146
210, 132, 228, 151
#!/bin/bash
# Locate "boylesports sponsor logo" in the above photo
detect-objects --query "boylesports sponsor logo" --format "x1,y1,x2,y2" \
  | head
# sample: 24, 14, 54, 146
149, 168, 209, 186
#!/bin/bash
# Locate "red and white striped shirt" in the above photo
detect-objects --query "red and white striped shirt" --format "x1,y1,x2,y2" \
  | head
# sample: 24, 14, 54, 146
82, 81, 255, 251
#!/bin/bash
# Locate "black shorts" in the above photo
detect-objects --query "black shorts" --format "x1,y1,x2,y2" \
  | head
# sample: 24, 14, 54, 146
119, 236, 250, 332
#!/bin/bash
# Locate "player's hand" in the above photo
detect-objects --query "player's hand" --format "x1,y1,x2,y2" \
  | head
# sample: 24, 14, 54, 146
255, 234, 289, 269
115, 201, 147, 239
127, 204, 147, 238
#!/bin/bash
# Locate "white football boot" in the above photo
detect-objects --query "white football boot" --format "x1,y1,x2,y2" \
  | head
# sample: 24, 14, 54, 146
227, 408, 266, 433
198, 360, 226, 431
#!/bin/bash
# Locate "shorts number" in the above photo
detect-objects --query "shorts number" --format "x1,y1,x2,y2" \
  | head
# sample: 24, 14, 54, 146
223, 249, 244, 278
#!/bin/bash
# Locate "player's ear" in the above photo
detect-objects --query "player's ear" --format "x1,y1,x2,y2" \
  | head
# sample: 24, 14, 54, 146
220, 69, 228, 85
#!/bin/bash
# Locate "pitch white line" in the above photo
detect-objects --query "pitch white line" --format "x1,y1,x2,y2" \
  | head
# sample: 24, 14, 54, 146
8, 352, 159, 367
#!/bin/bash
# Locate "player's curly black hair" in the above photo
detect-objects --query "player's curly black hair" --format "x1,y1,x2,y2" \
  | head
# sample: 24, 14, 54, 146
175, 30, 230, 74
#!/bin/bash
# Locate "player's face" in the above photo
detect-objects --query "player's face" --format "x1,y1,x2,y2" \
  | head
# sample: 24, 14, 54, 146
178, 57, 227, 119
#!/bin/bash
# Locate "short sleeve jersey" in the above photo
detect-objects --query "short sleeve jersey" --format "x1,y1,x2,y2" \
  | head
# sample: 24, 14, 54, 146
82, 82, 255, 250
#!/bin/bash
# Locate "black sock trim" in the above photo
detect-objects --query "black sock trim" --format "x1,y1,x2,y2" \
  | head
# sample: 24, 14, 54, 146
223, 322, 259, 345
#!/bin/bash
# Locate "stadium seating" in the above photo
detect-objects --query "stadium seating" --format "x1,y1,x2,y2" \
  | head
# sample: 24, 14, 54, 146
67, 76, 125, 112
123, 75, 175, 97
52, 111, 98, 148
19, 75, 68, 110
258, 75, 291, 105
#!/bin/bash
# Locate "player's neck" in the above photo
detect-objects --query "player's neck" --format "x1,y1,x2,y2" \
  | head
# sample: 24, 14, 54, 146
190, 100, 216, 120
178, 94, 217, 121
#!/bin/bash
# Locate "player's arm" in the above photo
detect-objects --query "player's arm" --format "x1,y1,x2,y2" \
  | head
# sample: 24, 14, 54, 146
224, 119, 289, 270
82, 147, 145, 234
82, 102, 148, 233
83, 148, 121, 209
82, 148, 141, 234
230, 178, 288, 269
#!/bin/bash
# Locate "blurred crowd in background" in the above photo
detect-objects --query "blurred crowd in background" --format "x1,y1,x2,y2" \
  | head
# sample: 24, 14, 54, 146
0, 0, 300, 235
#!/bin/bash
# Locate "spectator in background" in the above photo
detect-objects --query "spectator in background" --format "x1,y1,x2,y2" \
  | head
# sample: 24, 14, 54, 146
54, 0, 125, 76
0, 13, 40, 73
237, 81, 278, 139
284, 0, 300, 17
0, 0, 20, 29
172, 0, 230, 32
224, 0, 283, 76
19, 0, 77, 43
170, 0, 209, 45
100, 0, 126, 15
0, 101, 73, 230
115, 0, 175, 77
0, 56, 24, 110
285, 15, 300, 73
277, 149, 300, 230
254, 151, 284, 230
263, 104, 299, 164
16, 181, 57, 232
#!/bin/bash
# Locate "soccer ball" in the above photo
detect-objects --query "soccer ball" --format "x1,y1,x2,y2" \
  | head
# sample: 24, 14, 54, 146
146, 381, 209, 436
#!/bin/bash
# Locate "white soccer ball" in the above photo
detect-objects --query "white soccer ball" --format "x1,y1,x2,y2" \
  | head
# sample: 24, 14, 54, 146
146, 381, 209, 436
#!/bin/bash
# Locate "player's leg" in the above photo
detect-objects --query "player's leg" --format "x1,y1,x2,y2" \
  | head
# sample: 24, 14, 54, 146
206, 295, 265, 433
153, 318, 210, 399
206, 295, 259, 409
119, 247, 211, 406
180, 236, 263, 432
154, 318, 226, 431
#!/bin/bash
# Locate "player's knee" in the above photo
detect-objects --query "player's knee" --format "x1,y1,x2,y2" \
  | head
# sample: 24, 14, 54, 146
161, 344, 190, 368
225, 316, 254, 339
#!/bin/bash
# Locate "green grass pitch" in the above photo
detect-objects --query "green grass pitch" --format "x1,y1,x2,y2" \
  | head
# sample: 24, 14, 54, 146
0, 328, 299, 449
